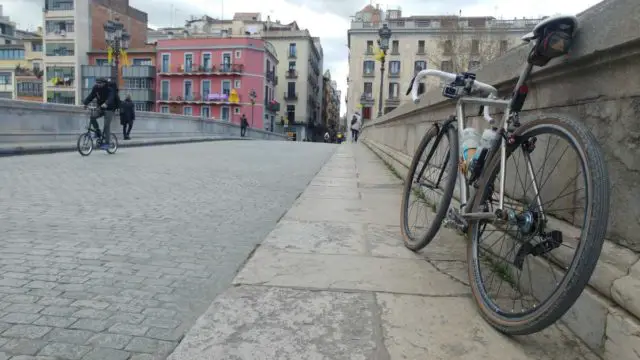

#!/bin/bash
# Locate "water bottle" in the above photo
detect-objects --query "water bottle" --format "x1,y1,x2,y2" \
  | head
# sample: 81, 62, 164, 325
468, 128, 499, 182
476, 128, 500, 158
461, 127, 481, 176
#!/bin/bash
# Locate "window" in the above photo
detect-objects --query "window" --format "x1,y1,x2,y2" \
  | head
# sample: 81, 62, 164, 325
414, 60, 426, 73
161, 54, 170, 72
288, 43, 297, 58
95, 59, 108, 66
33, 63, 41, 72
418, 83, 425, 95
161, 80, 170, 100
391, 40, 399, 53
364, 82, 373, 95
441, 60, 453, 72
363, 60, 375, 75
221, 106, 230, 121
123, 78, 153, 89
500, 40, 509, 54
202, 80, 211, 98
389, 61, 400, 75
184, 54, 193, 72
443, 40, 453, 54
222, 53, 231, 71
234, 79, 241, 88
32, 42, 43, 52
288, 61, 296, 70
132, 58, 152, 66
418, 40, 425, 54
201, 106, 210, 117
0, 49, 25, 60
134, 102, 152, 111
234, 107, 240, 114
388, 82, 399, 98
0, 73, 12, 85
235, 50, 241, 59
287, 82, 296, 96
183, 106, 192, 116
184, 80, 193, 98
202, 53, 211, 69
286, 105, 295, 123
46, 43, 74, 56
366, 41, 374, 54
17, 81, 43, 97
45, 20, 74, 34
221, 80, 231, 96
47, 66, 74, 86
160, 106, 169, 113
471, 40, 480, 54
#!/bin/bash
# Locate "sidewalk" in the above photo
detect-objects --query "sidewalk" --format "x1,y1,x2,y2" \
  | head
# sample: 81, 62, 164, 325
0, 135, 252, 156
167, 143, 598, 360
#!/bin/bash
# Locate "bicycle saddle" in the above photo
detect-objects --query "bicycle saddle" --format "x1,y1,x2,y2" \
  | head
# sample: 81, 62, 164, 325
521, 15, 578, 42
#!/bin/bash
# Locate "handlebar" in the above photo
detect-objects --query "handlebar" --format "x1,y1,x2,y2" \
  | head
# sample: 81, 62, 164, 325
406, 69, 498, 124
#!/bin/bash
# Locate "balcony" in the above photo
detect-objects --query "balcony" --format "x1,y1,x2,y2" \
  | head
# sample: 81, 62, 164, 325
158, 64, 244, 76
123, 66, 156, 78
266, 70, 278, 85
266, 100, 280, 112
388, 71, 401, 78
288, 52, 297, 59
0, 84, 13, 92
385, 97, 400, 106
47, 76, 75, 89
362, 69, 375, 78
285, 70, 298, 79
284, 92, 298, 101
81, 65, 111, 78
156, 92, 241, 105
121, 88, 155, 102
360, 93, 375, 105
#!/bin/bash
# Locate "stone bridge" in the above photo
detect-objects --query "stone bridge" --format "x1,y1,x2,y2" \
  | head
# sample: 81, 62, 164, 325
361, 0, 640, 358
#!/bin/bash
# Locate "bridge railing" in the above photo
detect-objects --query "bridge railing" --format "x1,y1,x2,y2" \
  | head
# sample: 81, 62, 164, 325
360, 0, 640, 357
0, 99, 288, 143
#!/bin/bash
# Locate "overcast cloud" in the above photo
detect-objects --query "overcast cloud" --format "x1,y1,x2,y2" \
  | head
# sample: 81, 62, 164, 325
4, 0, 600, 115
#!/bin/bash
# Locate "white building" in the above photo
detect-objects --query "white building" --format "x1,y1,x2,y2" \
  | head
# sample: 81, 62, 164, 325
346, 5, 541, 122
0, 5, 19, 45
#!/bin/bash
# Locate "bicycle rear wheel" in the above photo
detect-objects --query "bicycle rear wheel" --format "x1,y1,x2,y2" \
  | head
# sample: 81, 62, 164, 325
400, 123, 458, 251
77, 133, 93, 156
467, 113, 609, 335
106, 134, 118, 154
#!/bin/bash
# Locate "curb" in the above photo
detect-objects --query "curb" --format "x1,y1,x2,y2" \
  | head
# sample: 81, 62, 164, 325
0, 136, 255, 157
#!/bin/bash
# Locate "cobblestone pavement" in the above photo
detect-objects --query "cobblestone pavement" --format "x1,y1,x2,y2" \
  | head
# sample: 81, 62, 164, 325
0, 140, 336, 360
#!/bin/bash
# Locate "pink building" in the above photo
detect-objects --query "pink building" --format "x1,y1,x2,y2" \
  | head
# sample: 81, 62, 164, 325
156, 37, 280, 129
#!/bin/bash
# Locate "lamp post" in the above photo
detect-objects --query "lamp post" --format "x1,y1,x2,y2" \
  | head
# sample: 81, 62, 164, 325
249, 89, 257, 127
377, 24, 391, 118
103, 18, 130, 85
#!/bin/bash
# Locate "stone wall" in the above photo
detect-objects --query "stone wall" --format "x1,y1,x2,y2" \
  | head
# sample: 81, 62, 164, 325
361, 0, 640, 358
0, 99, 288, 143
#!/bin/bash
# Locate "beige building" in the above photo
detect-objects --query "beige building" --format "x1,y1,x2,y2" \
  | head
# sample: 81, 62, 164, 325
346, 5, 541, 121
148, 13, 324, 141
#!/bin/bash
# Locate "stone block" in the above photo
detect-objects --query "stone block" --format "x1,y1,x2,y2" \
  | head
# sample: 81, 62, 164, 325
261, 220, 366, 255
612, 259, 640, 321
604, 309, 640, 360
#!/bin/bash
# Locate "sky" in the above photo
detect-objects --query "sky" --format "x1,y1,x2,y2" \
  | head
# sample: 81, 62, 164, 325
3, 0, 600, 116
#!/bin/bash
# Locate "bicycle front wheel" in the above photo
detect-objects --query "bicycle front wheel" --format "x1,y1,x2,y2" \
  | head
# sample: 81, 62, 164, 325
106, 134, 118, 154
467, 113, 610, 335
77, 133, 93, 156
401, 123, 458, 251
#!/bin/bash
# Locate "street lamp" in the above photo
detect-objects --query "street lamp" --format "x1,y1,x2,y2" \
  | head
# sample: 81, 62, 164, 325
249, 89, 257, 127
377, 23, 391, 118
103, 18, 130, 85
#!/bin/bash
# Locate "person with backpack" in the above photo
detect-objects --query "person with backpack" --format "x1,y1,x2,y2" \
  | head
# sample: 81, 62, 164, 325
82, 77, 120, 149
350, 112, 362, 143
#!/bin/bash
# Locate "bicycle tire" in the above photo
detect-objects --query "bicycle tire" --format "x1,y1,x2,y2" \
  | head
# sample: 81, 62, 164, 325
400, 124, 459, 251
106, 134, 118, 154
77, 133, 93, 156
467, 113, 610, 335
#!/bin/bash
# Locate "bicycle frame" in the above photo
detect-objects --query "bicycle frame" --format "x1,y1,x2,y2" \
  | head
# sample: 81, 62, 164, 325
409, 62, 537, 223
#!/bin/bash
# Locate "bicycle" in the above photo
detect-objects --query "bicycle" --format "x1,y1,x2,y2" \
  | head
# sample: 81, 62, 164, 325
76, 105, 119, 156
400, 15, 610, 335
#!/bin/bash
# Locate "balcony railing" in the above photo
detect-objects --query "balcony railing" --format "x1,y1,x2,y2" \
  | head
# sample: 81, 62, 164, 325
266, 101, 280, 112
388, 71, 401, 78
156, 92, 241, 104
360, 93, 374, 104
362, 70, 375, 77
266, 70, 278, 85
121, 88, 155, 102
285, 70, 298, 79
158, 64, 244, 75
123, 66, 156, 78
284, 92, 298, 101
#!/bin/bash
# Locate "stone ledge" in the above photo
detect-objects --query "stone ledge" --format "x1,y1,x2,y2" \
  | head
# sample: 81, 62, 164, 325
0, 136, 255, 157
362, 137, 640, 358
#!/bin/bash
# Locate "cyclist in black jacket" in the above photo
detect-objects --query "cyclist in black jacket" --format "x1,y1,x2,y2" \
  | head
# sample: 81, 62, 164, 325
82, 77, 120, 149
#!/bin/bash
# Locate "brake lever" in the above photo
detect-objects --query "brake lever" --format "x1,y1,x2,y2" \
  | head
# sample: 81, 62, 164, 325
405, 75, 416, 96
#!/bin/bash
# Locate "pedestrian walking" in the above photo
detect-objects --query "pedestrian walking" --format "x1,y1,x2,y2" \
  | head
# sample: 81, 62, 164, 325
240, 114, 249, 137
350, 112, 362, 143
120, 94, 135, 140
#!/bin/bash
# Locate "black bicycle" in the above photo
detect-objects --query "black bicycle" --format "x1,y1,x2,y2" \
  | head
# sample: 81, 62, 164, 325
77, 106, 118, 156
401, 15, 610, 335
